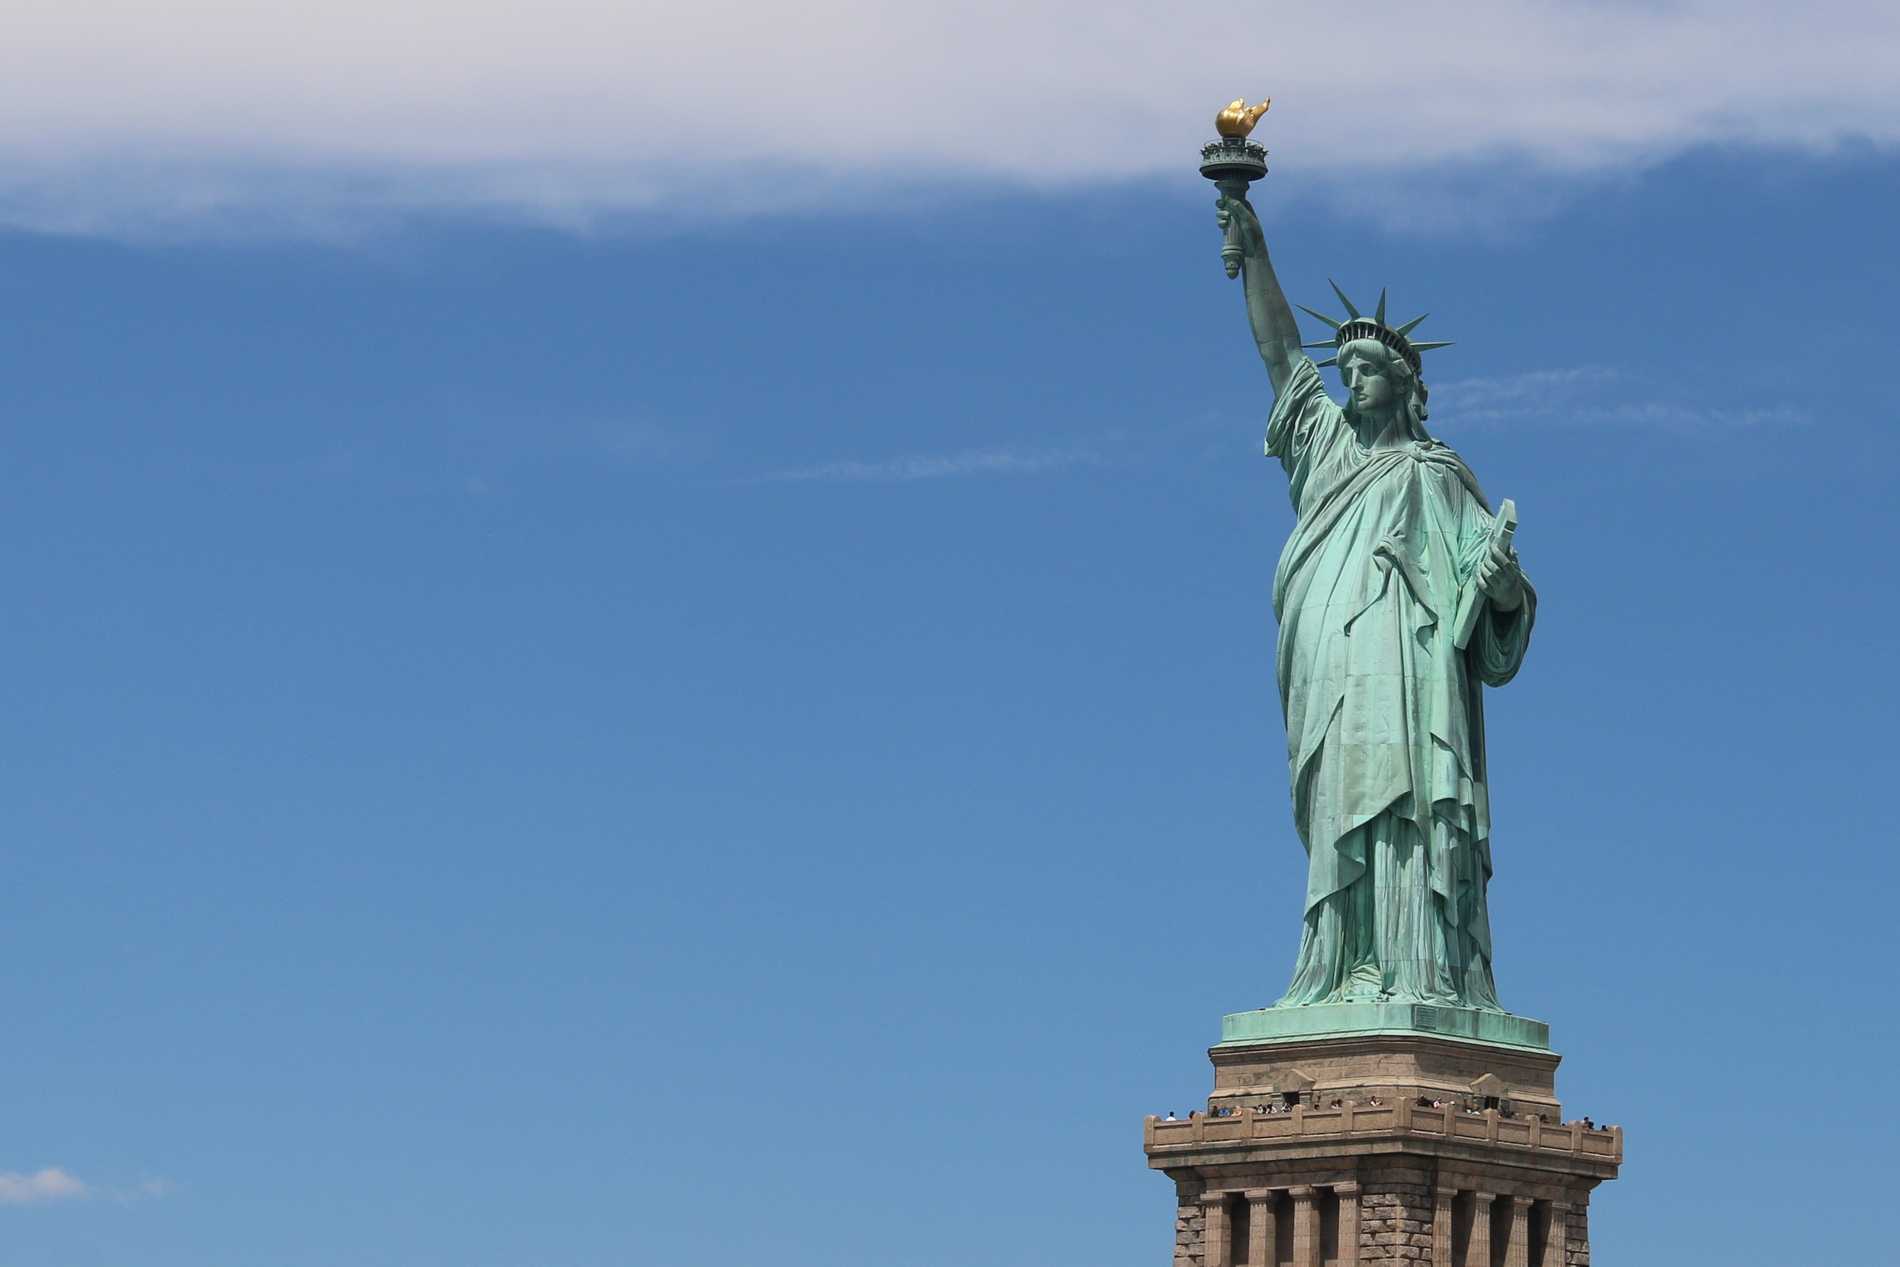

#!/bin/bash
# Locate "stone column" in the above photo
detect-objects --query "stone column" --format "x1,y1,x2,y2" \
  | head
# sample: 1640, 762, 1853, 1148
1204, 1194, 1231, 1267
1504, 1196, 1533, 1267
1542, 1201, 1569, 1267
1290, 1186, 1319, 1267
1335, 1182, 1361, 1266
1246, 1191, 1275, 1267
1464, 1192, 1494, 1267
1432, 1188, 1456, 1267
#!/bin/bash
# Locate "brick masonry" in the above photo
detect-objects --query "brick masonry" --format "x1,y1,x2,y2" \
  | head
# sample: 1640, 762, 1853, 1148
1564, 1202, 1590, 1267
1358, 1177, 1432, 1262
1174, 1189, 1205, 1267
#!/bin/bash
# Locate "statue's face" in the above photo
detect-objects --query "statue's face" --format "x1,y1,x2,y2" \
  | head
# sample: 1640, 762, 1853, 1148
1340, 352, 1397, 415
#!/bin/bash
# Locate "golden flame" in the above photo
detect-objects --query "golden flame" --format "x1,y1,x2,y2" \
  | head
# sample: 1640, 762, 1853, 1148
1215, 98, 1272, 139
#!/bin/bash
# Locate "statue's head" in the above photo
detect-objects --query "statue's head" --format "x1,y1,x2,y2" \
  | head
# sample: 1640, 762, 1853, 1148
1339, 338, 1431, 443
1297, 282, 1452, 444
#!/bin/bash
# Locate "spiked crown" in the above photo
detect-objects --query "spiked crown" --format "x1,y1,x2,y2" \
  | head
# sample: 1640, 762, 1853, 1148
1297, 280, 1452, 374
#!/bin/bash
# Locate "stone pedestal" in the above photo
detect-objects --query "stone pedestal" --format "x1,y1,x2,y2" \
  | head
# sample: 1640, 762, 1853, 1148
1145, 1017, 1620, 1265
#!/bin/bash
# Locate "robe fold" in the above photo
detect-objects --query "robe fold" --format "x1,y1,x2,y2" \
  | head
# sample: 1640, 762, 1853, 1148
1265, 357, 1534, 1008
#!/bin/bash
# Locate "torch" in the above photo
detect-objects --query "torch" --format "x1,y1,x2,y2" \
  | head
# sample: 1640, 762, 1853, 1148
1199, 98, 1271, 279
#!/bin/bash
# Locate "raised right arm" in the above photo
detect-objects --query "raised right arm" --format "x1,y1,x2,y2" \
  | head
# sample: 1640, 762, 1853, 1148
1215, 193, 1302, 398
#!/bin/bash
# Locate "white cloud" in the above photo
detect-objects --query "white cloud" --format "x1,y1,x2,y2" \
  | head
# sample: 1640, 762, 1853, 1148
0, 1, 1895, 236
0, 1167, 88, 1205
1433, 367, 1626, 420
1432, 367, 1810, 431
754, 444, 1103, 483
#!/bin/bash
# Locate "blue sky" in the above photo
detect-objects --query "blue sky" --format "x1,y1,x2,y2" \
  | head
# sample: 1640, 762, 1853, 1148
2, 8, 1899, 1263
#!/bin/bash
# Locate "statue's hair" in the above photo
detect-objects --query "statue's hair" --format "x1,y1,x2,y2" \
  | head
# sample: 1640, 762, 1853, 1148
1339, 338, 1433, 443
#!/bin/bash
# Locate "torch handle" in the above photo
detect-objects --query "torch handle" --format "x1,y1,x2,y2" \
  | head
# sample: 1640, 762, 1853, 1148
1215, 176, 1252, 280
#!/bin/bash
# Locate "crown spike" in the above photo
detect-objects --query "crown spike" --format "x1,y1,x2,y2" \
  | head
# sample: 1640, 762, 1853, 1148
1327, 279, 1362, 320
1300, 340, 1337, 350
1395, 313, 1430, 336
1410, 340, 1454, 352
1374, 288, 1388, 324
1295, 304, 1345, 330
1315, 356, 1339, 367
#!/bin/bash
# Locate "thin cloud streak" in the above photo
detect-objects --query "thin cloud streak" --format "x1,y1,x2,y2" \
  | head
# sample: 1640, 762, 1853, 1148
753, 445, 1106, 484
108, 1177, 175, 1205
1434, 367, 1626, 413
0, 1, 1895, 236
751, 369, 1812, 484
1432, 367, 1811, 432
1564, 401, 1813, 431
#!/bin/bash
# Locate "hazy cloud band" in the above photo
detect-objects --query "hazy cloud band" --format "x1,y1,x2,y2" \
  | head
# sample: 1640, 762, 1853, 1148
1, 0, 1894, 234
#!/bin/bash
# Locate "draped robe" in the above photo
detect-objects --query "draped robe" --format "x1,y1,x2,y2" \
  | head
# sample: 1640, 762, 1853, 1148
1266, 357, 1535, 1008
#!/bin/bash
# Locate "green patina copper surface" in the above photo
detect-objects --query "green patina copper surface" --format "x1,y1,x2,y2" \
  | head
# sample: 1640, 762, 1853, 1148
1217, 1002, 1550, 1051
1204, 138, 1540, 1026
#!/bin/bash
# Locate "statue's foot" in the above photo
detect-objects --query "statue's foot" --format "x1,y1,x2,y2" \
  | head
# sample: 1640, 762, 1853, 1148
1339, 964, 1383, 1001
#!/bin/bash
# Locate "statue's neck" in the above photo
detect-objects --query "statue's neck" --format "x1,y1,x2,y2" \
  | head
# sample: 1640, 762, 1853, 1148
1350, 409, 1410, 451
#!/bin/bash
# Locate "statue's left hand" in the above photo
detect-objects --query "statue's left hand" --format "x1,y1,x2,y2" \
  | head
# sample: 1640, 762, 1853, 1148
1478, 540, 1524, 612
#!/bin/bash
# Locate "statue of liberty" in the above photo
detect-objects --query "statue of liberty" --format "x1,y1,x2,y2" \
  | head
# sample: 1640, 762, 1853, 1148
1213, 190, 1534, 1011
